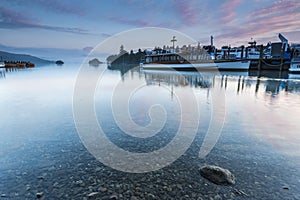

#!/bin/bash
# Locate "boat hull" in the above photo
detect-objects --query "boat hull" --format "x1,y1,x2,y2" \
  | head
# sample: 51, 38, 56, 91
288, 61, 300, 74
0, 62, 4, 68
141, 60, 250, 71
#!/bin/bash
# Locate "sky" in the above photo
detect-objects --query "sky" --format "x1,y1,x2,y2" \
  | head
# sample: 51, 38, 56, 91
0, 0, 300, 60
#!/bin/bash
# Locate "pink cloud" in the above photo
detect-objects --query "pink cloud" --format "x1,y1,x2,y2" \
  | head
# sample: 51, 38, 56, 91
215, 0, 300, 45
220, 0, 243, 26
247, 0, 299, 20
174, 0, 199, 25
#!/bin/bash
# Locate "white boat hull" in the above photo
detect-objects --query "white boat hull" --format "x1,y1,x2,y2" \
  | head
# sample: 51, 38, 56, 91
289, 61, 300, 73
141, 60, 250, 70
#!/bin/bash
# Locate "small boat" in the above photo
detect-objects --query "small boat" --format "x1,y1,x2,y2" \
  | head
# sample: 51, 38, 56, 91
0, 61, 4, 68
26, 62, 35, 68
0, 57, 4, 68
289, 46, 300, 74
16, 63, 26, 68
141, 52, 250, 71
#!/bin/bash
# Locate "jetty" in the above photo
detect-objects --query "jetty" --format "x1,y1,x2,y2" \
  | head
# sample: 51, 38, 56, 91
0, 61, 35, 68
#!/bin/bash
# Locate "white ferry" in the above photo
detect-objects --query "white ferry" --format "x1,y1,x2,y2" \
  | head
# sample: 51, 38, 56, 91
141, 52, 250, 71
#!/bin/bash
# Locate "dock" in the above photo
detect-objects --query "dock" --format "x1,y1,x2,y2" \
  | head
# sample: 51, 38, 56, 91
1, 61, 35, 68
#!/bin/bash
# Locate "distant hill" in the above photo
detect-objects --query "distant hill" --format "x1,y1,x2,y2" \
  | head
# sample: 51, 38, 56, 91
0, 50, 54, 65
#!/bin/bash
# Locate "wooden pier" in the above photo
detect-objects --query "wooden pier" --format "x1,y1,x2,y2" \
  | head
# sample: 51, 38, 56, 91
1, 61, 35, 68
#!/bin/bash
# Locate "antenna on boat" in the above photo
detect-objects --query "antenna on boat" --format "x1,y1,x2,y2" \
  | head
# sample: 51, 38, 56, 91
171, 36, 177, 52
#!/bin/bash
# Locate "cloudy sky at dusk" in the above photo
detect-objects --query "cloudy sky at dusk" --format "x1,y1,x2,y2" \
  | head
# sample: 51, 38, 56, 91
0, 0, 300, 59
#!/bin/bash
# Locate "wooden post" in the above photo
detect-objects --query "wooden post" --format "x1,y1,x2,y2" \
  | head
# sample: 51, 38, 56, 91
290, 48, 294, 60
237, 76, 241, 93
241, 45, 244, 59
214, 48, 217, 60
258, 45, 263, 71
255, 78, 260, 94
280, 43, 286, 72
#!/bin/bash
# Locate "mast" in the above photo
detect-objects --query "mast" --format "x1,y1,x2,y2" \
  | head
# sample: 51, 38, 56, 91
170, 36, 177, 52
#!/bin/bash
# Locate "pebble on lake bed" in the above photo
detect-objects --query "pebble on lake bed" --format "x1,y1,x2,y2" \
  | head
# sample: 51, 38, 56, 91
87, 192, 99, 198
36, 192, 44, 199
200, 165, 235, 185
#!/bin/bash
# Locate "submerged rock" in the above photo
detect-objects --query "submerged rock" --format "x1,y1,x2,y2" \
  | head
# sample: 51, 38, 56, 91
36, 192, 44, 199
282, 186, 289, 190
200, 165, 235, 185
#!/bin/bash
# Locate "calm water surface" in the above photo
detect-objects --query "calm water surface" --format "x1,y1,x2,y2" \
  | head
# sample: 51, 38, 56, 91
0, 64, 299, 199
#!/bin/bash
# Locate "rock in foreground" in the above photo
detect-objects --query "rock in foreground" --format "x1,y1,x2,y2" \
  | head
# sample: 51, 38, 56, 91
200, 165, 235, 185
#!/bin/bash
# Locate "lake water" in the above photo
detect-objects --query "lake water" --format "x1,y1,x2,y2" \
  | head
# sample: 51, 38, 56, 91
0, 64, 299, 199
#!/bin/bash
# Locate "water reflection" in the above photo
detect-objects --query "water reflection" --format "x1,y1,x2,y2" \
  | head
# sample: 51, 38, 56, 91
0, 67, 25, 79
115, 68, 300, 160
143, 70, 216, 88
0, 68, 5, 78
248, 70, 289, 79
122, 69, 300, 96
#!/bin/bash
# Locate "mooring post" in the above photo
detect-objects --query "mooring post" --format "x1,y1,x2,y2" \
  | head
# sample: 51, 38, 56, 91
280, 43, 286, 72
290, 48, 294, 60
258, 45, 263, 71
214, 48, 217, 60
241, 45, 244, 59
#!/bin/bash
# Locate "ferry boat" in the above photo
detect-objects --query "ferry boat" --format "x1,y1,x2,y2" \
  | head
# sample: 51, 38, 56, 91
141, 52, 250, 71
289, 45, 300, 74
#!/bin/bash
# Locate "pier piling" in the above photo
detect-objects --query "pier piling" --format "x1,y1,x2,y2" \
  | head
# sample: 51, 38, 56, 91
258, 45, 264, 71
280, 43, 286, 72
241, 45, 244, 59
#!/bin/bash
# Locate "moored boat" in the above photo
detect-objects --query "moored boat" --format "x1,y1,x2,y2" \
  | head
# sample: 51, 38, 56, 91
0, 57, 4, 68
289, 45, 300, 74
141, 52, 250, 71
26, 62, 35, 68
16, 63, 26, 68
